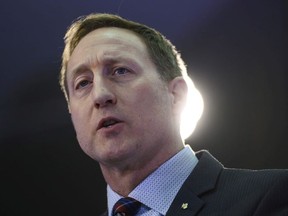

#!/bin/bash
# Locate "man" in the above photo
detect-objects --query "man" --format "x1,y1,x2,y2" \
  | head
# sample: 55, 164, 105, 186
60, 13, 288, 216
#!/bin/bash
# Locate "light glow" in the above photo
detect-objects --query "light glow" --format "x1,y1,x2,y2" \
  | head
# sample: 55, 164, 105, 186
180, 75, 204, 139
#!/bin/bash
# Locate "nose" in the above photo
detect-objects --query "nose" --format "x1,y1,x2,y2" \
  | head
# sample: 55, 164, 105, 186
92, 79, 116, 109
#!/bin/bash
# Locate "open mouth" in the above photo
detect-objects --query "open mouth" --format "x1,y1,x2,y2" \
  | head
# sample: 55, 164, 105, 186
97, 118, 122, 130
102, 119, 119, 128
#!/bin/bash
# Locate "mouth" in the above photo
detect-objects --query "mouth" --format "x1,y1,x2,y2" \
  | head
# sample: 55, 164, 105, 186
97, 117, 122, 130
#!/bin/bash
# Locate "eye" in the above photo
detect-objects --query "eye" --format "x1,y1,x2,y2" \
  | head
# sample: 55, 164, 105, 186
113, 67, 130, 76
75, 79, 91, 90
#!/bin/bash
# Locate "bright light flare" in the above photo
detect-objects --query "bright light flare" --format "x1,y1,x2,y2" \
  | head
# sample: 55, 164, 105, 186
180, 75, 204, 140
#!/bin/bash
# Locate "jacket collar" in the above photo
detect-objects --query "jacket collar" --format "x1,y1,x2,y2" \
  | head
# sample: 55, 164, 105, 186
100, 151, 223, 216
166, 150, 223, 216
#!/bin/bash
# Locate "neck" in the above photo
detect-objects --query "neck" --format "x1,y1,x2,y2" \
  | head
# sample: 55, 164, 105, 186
100, 143, 184, 196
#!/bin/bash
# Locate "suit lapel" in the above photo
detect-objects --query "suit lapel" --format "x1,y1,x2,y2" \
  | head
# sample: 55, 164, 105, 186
166, 151, 223, 216
99, 211, 108, 216
166, 188, 204, 216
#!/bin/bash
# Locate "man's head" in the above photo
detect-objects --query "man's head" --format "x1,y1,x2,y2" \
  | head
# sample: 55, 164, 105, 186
61, 13, 188, 169
60, 13, 187, 101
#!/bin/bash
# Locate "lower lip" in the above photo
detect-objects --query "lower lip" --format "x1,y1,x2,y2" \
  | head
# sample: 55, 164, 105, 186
97, 122, 124, 134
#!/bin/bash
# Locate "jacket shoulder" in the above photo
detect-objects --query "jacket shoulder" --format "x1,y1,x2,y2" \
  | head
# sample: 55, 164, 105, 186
99, 211, 107, 216
171, 150, 288, 215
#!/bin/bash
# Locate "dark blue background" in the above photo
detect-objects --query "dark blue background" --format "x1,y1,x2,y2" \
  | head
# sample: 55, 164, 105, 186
1, 1, 287, 215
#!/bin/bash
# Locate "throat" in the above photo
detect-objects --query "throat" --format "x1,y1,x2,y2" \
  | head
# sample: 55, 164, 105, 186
100, 164, 152, 197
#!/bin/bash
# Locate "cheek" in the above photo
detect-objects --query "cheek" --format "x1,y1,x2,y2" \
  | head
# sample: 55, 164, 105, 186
70, 104, 81, 124
71, 113, 80, 130
128, 85, 156, 108
70, 110, 93, 152
69, 98, 90, 121
70, 106, 89, 135
139, 82, 170, 106
126, 82, 172, 120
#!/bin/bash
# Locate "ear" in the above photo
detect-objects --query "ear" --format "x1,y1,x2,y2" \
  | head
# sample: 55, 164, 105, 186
168, 77, 188, 115
67, 102, 71, 114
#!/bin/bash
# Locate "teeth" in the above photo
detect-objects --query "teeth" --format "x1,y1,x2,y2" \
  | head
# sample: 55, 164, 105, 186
103, 120, 117, 128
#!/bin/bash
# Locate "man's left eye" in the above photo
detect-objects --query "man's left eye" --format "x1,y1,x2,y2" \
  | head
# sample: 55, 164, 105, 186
113, 67, 130, 75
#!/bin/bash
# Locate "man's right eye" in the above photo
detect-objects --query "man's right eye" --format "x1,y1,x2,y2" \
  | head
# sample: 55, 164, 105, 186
76, 80, 91, 89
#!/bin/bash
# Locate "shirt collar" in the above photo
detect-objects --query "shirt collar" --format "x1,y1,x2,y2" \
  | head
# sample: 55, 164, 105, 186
107, 145, 198, 215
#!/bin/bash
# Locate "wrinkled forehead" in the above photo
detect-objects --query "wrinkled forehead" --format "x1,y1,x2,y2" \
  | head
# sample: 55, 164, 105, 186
75, 27, 148, 55
67, 27, 150, 65
66, 27, 154, 77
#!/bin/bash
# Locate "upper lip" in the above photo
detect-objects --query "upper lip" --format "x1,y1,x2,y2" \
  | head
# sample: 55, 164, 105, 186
96, 117, 123, 130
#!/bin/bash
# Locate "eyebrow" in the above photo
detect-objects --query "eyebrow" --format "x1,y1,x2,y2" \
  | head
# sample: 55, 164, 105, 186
68, 54, 142, 80
67, 64, 90, 83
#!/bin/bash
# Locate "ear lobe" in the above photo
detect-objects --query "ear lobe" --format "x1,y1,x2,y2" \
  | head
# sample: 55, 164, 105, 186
168, 77, 188, 113
68, 103, 71, 114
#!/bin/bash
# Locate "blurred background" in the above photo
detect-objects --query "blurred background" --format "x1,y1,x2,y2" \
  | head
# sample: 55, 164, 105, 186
0, 0, 287, 215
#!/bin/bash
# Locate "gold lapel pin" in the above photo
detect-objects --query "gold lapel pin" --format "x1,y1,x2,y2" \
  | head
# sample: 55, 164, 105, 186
181, 203, 188, 210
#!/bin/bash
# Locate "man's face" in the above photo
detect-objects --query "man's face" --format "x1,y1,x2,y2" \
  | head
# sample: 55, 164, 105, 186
66, 27, 182, 168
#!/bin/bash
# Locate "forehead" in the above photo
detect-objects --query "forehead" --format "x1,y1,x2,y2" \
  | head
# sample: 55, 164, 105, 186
67, 27, 151, 73
72, 27, 149, 60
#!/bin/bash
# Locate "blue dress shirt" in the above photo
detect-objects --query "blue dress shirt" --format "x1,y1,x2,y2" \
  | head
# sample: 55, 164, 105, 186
107, 145, 198, 216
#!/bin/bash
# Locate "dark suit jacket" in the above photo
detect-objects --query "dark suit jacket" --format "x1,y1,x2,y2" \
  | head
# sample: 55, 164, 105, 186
100, 151, 288, 216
